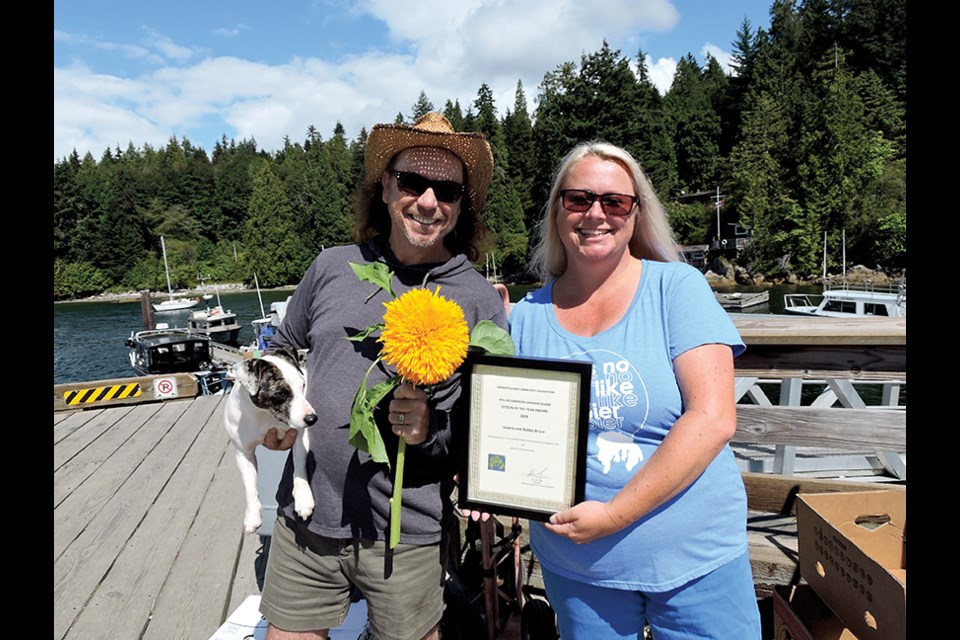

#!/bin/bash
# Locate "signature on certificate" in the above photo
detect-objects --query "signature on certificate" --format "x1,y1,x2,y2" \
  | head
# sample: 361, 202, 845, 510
525, 468, 549, 485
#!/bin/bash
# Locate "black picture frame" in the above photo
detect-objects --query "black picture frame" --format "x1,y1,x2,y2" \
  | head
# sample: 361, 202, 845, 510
457, 352, 592, 521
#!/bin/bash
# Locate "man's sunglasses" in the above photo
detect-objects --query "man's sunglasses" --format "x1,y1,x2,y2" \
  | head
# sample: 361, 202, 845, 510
394, 171, 465, 204
559, 189, 638, 216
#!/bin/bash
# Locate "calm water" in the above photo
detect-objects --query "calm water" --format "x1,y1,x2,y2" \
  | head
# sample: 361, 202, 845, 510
53, 283, 819, 386
53, 289, 295, 385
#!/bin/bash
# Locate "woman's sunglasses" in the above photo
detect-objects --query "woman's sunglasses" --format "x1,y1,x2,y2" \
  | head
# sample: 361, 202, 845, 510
394, 171, 465, 204
560, 189, 638, 216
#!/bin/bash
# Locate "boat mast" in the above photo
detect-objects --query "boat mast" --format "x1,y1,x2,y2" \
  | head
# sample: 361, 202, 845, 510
161, 235, 174, 297
822, 232, 827, 283
842, 229, 846, 280
254, 272, 266, 318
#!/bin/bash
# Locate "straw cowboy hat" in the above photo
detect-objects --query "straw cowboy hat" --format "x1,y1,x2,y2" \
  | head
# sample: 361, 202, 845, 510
364, 112, 494, 213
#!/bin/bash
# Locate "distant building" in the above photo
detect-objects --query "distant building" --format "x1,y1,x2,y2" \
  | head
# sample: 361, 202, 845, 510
679, 244, 709, 269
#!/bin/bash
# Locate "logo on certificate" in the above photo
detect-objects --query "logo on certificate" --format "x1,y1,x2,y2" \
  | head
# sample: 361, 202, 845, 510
487, 453, 506, 472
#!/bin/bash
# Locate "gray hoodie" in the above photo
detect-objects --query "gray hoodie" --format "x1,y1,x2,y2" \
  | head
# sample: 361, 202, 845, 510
270, 239, 508, 545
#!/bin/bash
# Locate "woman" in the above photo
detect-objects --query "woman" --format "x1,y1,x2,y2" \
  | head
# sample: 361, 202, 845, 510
509, 142, 761, 639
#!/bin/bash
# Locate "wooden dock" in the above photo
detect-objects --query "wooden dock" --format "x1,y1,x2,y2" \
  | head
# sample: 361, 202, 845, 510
54, 394, 261, 640
715, 290, 770, 310
54, 314, 906, 640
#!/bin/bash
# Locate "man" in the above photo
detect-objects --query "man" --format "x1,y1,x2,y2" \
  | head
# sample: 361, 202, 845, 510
258, 112, 507, 640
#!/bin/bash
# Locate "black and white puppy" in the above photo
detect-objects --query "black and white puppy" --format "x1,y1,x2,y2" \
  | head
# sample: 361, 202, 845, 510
224, 347, 318, 534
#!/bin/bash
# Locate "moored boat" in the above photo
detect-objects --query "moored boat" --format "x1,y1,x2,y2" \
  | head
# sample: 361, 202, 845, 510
249, 297, 290, 352
186, 286, 241, 346
125, 325, 219, 376
783, 279, 905, 318
187, 306, 242, 346
153, 236, 200, 312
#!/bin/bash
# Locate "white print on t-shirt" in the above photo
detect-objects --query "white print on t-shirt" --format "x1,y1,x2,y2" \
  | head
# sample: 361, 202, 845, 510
564, 349, 650, 475
596, 432, 644, 473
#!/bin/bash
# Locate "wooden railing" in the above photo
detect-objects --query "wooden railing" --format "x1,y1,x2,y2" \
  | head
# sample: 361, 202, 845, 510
731, 314, 906, 480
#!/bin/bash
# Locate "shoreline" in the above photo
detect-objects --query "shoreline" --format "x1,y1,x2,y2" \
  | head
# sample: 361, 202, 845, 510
54, 283, 297, 305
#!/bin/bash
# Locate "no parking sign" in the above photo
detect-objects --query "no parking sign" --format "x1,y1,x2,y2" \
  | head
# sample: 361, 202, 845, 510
153, 376, 179, 398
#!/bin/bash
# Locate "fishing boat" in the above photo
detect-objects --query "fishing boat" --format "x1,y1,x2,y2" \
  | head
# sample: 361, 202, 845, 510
186, 286, 242, 346
125, 325, 217, 376
153, 236, 200, 312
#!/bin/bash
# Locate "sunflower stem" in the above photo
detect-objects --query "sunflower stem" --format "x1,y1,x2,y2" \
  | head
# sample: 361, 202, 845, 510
389, 439, 406, 548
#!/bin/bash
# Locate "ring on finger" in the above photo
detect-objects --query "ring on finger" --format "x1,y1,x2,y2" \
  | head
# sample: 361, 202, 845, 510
397, 413, 404, 425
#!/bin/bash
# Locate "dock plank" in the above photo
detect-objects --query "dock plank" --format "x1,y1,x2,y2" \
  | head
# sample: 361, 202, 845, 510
54, 401, 188, 558
54, 403, 163, 506
227, 532, 270, 615
54, 398, 209, 640
143, 417, 251, 640
53, 407, 99, 442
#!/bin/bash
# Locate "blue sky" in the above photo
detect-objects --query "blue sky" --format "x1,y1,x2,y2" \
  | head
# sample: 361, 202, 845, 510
54, 0, 772, 162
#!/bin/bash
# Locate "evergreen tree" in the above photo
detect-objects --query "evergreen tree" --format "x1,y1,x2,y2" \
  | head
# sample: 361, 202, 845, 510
796, 49, 890, 273
411, 91, 435, 120
631, 49, 677, 196
501, 81, 538, 239
663, 54, 721, 194
211, 137, 259, 242
442, 100, 465, 131
244, 161, 306, 287
93, 163, 152, 286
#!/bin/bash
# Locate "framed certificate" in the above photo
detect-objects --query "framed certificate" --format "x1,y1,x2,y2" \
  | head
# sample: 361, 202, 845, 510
457, 352, 592, 521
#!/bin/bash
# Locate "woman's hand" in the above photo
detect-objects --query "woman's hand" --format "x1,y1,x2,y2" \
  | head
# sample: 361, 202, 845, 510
389, 381, 430, 445
543, 500, 625, 544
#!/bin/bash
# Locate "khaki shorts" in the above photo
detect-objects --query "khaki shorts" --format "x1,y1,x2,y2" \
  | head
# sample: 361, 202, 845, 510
259, 515, 445, 640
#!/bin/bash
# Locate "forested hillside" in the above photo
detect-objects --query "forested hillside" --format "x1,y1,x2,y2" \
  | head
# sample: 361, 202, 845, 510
53, 0, 905, 300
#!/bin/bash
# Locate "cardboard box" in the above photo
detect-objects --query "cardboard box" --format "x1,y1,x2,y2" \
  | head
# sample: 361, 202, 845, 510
773, 585, 858, 640
797, 490, 906, 640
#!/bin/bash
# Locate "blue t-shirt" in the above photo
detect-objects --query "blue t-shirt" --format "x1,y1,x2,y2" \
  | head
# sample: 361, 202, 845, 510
510, 260, 748, 591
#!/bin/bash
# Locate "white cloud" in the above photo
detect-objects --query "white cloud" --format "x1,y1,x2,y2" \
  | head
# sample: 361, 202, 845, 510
647, 56, 678, 95
212, 24, 249, 38
54, 0, 724, 160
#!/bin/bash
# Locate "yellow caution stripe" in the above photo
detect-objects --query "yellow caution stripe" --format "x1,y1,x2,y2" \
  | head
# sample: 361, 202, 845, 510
64, 383, 142, 406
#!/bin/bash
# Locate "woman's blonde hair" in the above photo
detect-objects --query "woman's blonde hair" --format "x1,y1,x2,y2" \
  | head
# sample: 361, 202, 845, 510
529, 141, 680, 280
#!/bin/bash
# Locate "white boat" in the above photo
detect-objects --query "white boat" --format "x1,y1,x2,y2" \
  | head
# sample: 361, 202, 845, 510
187, 286, 242, 346
153, 236, 200, 312
783, 231, 906, 318
783, 278, 906, 318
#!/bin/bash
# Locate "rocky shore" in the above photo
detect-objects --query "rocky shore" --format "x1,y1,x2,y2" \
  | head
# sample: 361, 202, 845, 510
702, 261, 902, 289
54, 282, 296, 304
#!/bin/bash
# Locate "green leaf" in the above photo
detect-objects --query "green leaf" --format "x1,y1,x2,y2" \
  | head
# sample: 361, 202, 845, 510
469, 320, 515, 356
348, 360, 399, 467
346, 322, 384, 343
349, 261, 395, 299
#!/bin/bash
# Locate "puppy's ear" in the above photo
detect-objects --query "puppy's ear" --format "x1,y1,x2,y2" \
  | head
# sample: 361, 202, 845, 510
234, 358, 264, 396
272, 347, 302, 368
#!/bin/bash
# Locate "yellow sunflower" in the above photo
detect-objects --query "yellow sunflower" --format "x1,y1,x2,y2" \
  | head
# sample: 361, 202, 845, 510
379, 286, 470, 386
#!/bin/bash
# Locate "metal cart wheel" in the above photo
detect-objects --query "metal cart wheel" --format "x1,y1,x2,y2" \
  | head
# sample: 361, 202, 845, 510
520, 598, 558, 640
